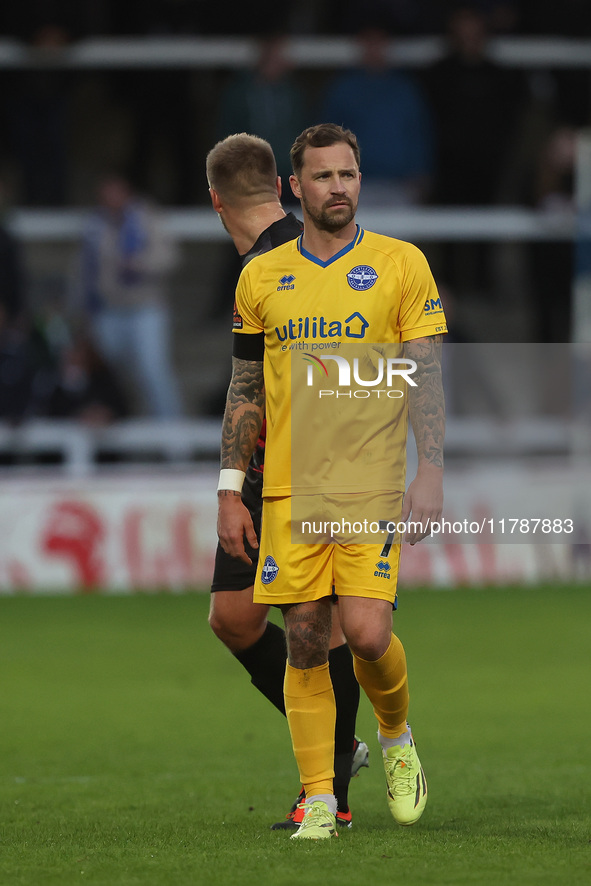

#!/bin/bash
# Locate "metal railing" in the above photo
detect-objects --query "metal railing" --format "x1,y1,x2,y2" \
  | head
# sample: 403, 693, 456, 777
7, 206, 576, 243
2, 35, 591, 69
0, 416, 573, 476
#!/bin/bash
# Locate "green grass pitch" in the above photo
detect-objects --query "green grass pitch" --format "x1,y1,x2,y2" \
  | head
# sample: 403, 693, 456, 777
1, 584, 590, 886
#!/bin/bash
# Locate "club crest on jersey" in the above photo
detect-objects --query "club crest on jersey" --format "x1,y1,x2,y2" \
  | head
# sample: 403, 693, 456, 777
277, 274, 295, 291
261, 555, 279, 584
347, 265, 378, 291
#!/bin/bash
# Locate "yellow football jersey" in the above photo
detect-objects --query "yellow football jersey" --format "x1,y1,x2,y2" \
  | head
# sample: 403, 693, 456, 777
234, 226, 447, 496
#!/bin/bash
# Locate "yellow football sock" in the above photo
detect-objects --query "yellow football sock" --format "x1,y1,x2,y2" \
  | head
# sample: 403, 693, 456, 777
353, 633, 409, 739
284, 662, 336, 797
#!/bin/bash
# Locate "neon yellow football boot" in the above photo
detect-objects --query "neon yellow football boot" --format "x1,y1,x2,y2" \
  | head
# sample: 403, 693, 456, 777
383, 733, 427, 825
289, 800, 338, 840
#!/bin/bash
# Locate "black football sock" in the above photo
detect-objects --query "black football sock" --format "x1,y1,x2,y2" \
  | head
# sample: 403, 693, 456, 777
329, 642, 360, 812
234, 621, 287, 716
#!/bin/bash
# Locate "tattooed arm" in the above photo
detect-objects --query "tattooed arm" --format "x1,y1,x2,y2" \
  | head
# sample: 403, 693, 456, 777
400, 335, 445, 544
217, 356, 265, 563
220, 356, 265, 470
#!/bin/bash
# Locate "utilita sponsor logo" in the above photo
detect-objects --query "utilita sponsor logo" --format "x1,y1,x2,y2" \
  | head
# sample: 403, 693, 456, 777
275, 311, 369, 342
303, 353, 417, 399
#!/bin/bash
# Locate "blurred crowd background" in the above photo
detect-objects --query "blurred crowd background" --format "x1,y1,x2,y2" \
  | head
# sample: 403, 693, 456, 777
1, 0, 590, 435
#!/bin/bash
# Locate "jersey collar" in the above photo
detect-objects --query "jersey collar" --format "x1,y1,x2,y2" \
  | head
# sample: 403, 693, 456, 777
297, 225, 365, 267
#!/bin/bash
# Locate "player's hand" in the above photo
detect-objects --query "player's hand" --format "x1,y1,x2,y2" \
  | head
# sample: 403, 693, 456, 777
217, 491, 259, 564
400, 464, 443, 545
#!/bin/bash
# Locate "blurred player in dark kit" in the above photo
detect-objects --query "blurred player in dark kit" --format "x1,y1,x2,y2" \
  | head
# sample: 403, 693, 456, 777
206, 133, 369, 831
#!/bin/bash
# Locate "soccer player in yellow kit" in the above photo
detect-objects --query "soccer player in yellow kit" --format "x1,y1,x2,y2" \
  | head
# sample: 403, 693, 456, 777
217, 123, 446, 839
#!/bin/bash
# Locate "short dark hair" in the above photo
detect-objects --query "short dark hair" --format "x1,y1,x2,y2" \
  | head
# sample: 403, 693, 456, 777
206, 133, 278, 204
290, 124, 361, 177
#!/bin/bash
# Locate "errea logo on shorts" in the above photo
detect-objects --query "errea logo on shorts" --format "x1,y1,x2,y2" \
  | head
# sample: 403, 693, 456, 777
261, 555, 279, 584
347, 265, 378, 291
374, 560, 391, 579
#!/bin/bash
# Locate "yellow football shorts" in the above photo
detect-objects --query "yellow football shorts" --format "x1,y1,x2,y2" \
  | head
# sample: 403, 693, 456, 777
253, 492, 403, 606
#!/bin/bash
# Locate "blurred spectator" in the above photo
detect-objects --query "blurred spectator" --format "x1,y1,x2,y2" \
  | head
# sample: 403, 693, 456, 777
437, 284, 507, 414
528, 126, 577, 342
75, 174, 184, 419
0, 320, 55, 422
423, 5, 525, 206
46, 335, 130, 425
2, 23, 72, 206
112, 69, 200, 206
216, 34, 308, 195
318, 27, 435, 207
0, 178, 56, 421
210, 34, 308, 322
0, 179, 25, 327
534, 126, 576, 215
422, 6, 527, 300
1, 177, 30, 420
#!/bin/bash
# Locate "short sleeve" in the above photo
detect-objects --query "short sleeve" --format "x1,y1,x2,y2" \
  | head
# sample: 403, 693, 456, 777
232, 265, 263, 335
398, 243, 448, 341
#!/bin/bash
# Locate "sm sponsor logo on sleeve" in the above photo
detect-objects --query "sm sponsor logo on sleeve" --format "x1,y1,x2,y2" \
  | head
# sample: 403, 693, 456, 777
424, 296, 444, 316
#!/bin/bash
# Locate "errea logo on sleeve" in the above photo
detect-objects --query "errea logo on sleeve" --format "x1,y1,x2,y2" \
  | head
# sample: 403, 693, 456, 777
424, 296, 443, 315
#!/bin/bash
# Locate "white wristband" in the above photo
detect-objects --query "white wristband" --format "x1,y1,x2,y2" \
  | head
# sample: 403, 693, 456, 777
217, 469, 246, 493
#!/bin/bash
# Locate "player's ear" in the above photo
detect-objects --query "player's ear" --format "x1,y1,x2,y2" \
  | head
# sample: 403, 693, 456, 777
209, 187, 222, 213
276, 175, 282, 199
289, 174, 301, 200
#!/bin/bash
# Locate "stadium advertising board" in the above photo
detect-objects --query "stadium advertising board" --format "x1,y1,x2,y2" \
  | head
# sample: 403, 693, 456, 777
0, 465, 588, 593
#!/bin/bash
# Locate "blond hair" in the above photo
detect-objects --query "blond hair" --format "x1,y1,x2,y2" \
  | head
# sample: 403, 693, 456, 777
206, 133, 279, 204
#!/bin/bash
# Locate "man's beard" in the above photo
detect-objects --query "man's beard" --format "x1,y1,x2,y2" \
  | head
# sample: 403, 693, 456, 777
300, 192, 357, 233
